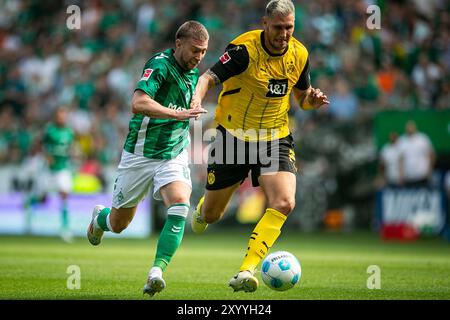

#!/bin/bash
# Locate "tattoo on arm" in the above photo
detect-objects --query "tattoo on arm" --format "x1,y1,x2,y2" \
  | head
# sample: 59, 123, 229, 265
206, 69, 221, 87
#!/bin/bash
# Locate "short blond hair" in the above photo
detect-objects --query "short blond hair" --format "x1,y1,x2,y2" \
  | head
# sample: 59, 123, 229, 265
175, 21, 209, 41
265, 0, 295, 18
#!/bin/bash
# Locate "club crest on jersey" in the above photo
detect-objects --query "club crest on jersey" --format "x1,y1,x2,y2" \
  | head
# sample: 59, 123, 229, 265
219, 52, 231, 64
140, 68, 153, 81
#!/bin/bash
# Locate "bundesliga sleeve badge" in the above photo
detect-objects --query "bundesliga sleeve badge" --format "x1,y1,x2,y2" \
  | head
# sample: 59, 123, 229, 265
219, 52, 231, 64
140, 68, 154, 81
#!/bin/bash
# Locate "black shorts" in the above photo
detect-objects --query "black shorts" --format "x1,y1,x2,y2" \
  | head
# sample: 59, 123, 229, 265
206, 125, 297, 190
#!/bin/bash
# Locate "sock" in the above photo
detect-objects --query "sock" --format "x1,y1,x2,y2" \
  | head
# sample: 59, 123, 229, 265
149, 266, 162, 279
240, 208, 287, 273
61, 200, 69, 230
153, 204, 189, 271
24, 197, 33, 233
95, 207, 111, 231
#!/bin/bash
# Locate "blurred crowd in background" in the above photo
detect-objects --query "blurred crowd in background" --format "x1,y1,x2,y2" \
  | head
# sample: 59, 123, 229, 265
0, 0, 449, 229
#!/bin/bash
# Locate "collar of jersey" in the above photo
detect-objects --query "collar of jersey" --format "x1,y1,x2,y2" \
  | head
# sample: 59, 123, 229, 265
260, 31, 289, 57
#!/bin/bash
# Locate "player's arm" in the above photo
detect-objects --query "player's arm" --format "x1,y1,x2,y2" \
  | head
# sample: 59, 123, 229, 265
292, 58, 329, 110
191, 44, 249, 109
132, 90, 206, 120
190, 70, 220, 109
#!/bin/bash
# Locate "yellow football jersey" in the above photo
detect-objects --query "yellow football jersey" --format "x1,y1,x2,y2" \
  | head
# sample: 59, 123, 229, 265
212, 30, 309, 141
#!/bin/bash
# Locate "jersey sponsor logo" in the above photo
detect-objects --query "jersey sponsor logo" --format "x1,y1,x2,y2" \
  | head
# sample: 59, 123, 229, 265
219, 52, 231, 64
168, 102, 184, 111
140, 68, 153, 81
266, 79, 289, 97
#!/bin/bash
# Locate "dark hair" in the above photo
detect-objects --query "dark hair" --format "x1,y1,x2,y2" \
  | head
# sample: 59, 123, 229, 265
175, 21, 209, 41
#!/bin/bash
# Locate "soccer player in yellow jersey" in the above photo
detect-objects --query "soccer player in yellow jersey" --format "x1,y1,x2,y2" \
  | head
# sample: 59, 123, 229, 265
191, 0, 329, 292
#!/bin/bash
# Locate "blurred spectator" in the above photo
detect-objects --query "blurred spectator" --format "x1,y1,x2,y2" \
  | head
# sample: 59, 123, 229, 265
398, 121, 436, 187
328, 78, 359, 120
377, 131, 402, 188
412, 53, 443, 108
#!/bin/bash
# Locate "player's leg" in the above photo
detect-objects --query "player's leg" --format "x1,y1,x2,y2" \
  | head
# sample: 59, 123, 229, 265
230, 135, 297, 292
192, 125, 248, 233
88, 205, 138, 245
143, 150, 191, 296
144, 181, 191, 296
241, 171, 295, 271
87, 151, 153, 245
57, 170, 73, 243
24, 173, 47, 235
59, 191, 71, 242
191, 182, 240, 233
229, 172, 295, 292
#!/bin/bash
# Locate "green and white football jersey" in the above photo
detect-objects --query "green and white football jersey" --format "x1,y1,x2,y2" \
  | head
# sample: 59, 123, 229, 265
42, 124, 74, 172
124, 48, 199, 160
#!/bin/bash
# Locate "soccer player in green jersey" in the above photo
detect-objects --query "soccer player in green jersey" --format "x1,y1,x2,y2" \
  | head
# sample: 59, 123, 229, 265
87, 21, 209, 297
39, 107, 75, 242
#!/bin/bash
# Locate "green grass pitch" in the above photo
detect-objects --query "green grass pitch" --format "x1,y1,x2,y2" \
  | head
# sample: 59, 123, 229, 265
1, 230, 450, 300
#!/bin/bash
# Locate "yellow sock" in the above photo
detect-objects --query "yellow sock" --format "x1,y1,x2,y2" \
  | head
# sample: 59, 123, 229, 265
239, 208, 287, 273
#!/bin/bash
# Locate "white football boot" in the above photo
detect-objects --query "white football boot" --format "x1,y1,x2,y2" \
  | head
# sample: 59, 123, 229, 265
61, 229, 73, 243
143, 267, 166, 297
87, 205, 106, 246
229, 270, 259, 292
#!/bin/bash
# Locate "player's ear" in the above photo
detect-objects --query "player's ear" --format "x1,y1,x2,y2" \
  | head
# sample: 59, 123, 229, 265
175, 38, 182, 49
262, 16, 268, 28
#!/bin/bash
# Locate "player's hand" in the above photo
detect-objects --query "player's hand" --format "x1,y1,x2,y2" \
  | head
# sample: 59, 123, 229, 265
306, 88, 330, 109
174, 107, 208, 121
190, 96, 205, 120
190, 96, 202, 109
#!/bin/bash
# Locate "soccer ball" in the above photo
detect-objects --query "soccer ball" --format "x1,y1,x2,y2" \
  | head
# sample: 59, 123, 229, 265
261, 251, 301, 291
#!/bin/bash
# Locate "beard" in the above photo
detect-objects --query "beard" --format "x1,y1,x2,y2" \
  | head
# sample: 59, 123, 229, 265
181, 57, 199, 71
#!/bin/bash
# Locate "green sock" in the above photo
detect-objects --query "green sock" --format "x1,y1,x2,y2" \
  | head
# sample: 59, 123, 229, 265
61, 200, 69, 230
24, 199, 33, 234
96, 207, 111, 231
153, 204, 189, 271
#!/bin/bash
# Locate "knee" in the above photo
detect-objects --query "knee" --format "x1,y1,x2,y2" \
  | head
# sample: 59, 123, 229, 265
171, 198, 190, 207
269, 198, 295, 216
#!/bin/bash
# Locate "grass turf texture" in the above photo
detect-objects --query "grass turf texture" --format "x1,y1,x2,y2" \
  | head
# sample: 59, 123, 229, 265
1, 230, 450, 300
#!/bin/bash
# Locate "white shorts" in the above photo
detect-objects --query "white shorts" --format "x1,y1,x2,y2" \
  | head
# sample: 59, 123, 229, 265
39, 169, 73, 194
112, 149, 192, 208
